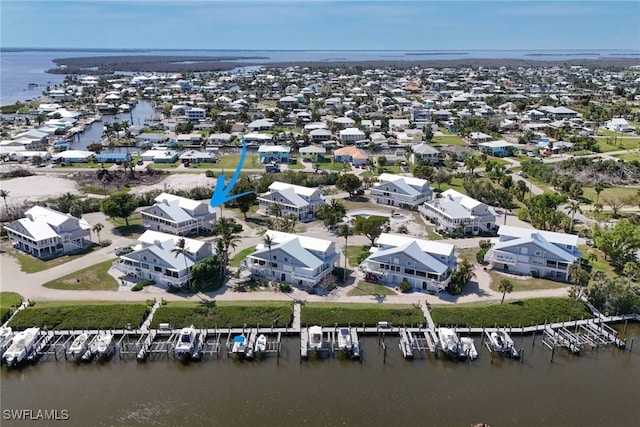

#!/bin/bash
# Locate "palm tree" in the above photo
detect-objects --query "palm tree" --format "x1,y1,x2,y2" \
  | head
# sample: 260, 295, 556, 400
498, 278, 513, 304
92, 222, 104, 243
594, 182, 606, 207
171, 238, 191, 289
337, 223, 350, 282
457, 258, 475, 284
0, 189, 9, 212
565, 201, 582, 233
262, 234, 275, 282
463, 156, 480, 176
212, 217, 241, 277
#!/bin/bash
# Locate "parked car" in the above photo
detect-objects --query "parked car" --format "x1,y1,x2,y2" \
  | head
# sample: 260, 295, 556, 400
115, 246, 133, 256
517, 171, 528, 178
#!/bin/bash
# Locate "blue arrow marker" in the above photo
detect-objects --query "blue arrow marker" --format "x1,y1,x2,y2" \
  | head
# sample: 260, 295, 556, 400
210, 136, 254, 209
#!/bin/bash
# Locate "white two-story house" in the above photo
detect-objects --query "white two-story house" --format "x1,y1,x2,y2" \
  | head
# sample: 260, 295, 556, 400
245, 230, 340, 289
113, 230, 213, 288
141, 193, 216, 236
257, 181, 325, 222
360, 233, 457, 293
419, 189, 498, 235
5, 206, 91, 259
485, 225, 582, 282
370, 173, 433, 210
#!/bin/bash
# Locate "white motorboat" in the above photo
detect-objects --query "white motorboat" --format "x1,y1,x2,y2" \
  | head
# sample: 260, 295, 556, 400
309, 326, 323, 351
67, 333, 90, 362
460, 337, 478, 360
0, 327, 13, 354
231, 335, 247, 358
255, 334, 267, 353
174, 326, 197, 360
2, 327, 40, 367
337, 328, 353, 352
84, 333, 115, 362
487, 330, 519, 358
438, 328, 461, 358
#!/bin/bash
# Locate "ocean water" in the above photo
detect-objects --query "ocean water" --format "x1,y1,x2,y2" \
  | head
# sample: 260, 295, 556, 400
1, 49, 639, 105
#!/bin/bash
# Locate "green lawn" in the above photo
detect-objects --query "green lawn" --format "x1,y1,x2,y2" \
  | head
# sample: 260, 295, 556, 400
149, 162, 181, 169
613, 152, 640, 162
151, 301, 293, 328
347, 281, 397, 297
432, 135, 468, 146
0, 292, 23, 323
317, 158, 352, 172
301, 302, 425, 327
594, 137, 640, 152
346, 245, 370, 266
8, 301, 151, 330
54, 162, 103, 169
579, 245, 617, 278
582, 186, 639, 204
4, 245, 99, 274
109, 216, 145, 237
43, 259, 119, 291
434, 176, 467, 194
430, 297, 591, 328
488, 271, 568, 292
288, 159, 306, 170
230, 247, 256, 267
79, 185, 131, 195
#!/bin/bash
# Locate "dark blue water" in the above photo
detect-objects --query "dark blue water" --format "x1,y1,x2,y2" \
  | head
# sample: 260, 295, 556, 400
2, 49, 639, 105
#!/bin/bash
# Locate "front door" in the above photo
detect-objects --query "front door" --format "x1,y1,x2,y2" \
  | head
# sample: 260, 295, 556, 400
281, 273, 286, 281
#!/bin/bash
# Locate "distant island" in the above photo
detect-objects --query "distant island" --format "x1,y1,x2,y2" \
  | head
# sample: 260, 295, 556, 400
46, 55, 640, 74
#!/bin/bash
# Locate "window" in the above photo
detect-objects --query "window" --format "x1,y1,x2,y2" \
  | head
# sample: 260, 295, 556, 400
534, 250, 542, 256
273, 255, 277, 260
154, 266, 162, 272
407, 261, 412, 266
404, 268, 415, 275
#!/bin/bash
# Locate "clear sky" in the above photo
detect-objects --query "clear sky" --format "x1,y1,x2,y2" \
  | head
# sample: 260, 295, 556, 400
1, 0, 639, 51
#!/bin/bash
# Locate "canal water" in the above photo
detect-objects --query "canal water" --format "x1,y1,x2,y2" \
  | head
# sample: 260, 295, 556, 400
72, 100, 158, 151
1, 325, 639, 426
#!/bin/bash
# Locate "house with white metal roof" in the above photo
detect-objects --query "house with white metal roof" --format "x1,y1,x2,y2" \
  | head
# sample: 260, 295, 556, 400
419, 189, 498, 235
485, 225, 582, 281
370, 173, 433, 210
360, 233, 457, 293
140, 193, 216, 236
4, 206, 91, 259
244, 230, 339, 289
258, 145, 290, 163
113, 230, 213, 288
257, 181, 325, 222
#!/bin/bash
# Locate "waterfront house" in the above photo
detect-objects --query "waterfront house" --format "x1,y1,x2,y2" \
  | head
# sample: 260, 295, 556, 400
245, 230, 339, 289
485, 225, 582, 282
333, 146, 368, 166
258, 145, 290, 164
370, 173, 433, 210
248, 118, 275, 131
136, 133, 170, 145
95, 152, 132, 164
141, 193, 216, 236
419, 189, 498, 235
478, 140, 514, 157
257, 181, 325, 222
5, 206, 91, 259
360, 233, 456, 293
51, 150, 95, 164
140, 149, 179, 163
113, 230, 213, 288
179, 150, 218, 164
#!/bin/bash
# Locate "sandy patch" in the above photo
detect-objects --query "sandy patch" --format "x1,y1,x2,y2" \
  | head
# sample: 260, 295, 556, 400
130, 173, 215, 194
1, 174, 79, 203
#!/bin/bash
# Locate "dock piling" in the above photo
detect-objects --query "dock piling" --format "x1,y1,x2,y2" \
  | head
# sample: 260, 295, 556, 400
629, 338, 634, 353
